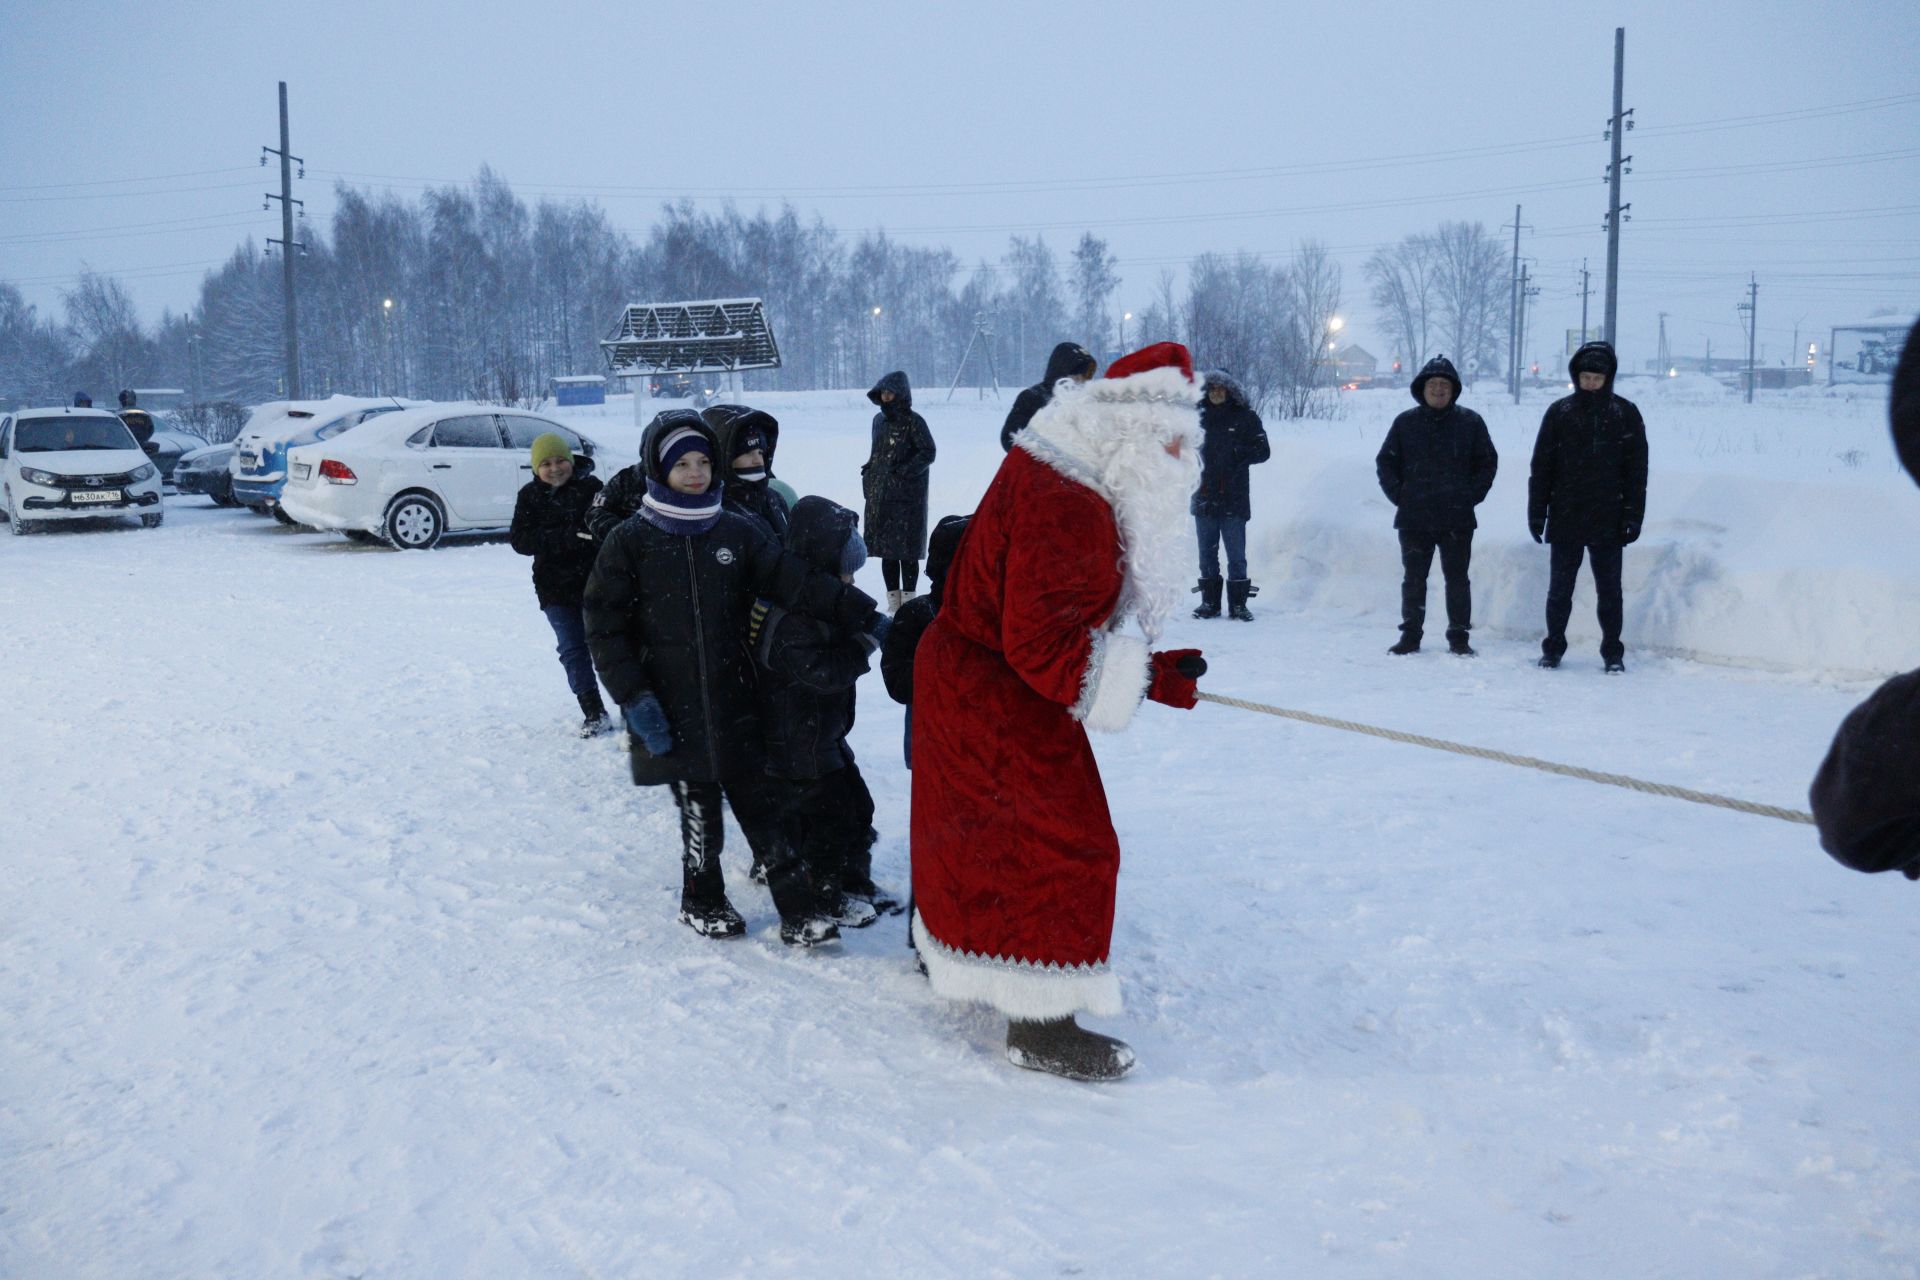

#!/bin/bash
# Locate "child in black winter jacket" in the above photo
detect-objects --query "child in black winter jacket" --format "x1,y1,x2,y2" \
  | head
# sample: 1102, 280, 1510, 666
583, 412, 888, 946
748, 496, 897, 926
879, 513, 971, 769
510, 433, 610, 736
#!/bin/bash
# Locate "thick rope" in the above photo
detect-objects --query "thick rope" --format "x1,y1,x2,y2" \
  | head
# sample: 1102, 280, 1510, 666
1195, 690, 1815, 826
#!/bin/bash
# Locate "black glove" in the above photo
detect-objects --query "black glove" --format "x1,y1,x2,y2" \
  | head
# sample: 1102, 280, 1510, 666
1529, 518, 1546, 544
1620, 521, 1641, 545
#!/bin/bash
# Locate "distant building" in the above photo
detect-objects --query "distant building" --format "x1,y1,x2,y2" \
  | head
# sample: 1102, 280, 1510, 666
549, 374, 607, 407
1334, 344, 1378, 389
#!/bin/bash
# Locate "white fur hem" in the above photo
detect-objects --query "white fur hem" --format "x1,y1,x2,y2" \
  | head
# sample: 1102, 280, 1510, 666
1070, 630, 1149, 733
914, 912, 1123, 1020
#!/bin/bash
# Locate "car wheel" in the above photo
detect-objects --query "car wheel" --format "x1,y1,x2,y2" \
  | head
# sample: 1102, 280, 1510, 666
383, 494, 445, 549
141, 511, 164, 529
6, 492, 33, 536
271, 505, 297, 526
344, 529, 380, 545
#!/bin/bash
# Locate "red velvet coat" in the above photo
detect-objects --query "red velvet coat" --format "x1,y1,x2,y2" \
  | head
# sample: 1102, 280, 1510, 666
910, 447, 1152, 1020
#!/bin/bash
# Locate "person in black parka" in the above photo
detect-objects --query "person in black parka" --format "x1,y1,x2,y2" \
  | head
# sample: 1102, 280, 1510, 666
1809, 315, 1920, 882
1374, 355, 1498, 655
748, 496, 892, 927
510, 432, 609, 734
117, 389, 157, 449
1527, 341, 1649, 671
862, 371, 937, 610
880, 512, 972, 769
583, 411, 887, 946
1190, 370, 1272, 622
703, 403, 791, 541
999, 341, 1097, 452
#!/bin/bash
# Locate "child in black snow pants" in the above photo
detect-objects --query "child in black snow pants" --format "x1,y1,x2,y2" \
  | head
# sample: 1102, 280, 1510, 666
748, 496, 898, 928
510, 432, 610, 736
583, 411, 888, 946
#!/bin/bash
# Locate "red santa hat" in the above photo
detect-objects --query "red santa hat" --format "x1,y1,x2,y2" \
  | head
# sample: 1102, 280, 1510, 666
1104, 341, 1195, 384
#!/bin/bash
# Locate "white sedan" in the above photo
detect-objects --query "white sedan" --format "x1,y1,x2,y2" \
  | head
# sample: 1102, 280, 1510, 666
280, 403, 601, 549
0, 407, 166, 534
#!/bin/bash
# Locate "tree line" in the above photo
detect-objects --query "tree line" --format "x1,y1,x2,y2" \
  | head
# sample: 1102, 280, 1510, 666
0, 168, 1513, 430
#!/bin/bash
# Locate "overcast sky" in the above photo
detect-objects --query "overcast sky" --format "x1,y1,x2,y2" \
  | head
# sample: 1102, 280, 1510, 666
5, 0, 1916, 376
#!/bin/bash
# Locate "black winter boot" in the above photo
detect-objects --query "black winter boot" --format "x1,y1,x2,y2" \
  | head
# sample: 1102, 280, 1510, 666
1191, 576, 1223, 619
779, 915, 841, 947
1446, 629, 1476, 657
678, 865, 746, 939
577, 691, 613, 738
1226, 578, 1255, 622
1389, 631, 1421, 655
1006, 1016, 1136, 1081
1537, 653, 1562, 669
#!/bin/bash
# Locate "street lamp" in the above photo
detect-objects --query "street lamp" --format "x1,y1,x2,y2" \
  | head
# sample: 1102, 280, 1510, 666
1120, 311, 1132, 351
381, 298, 395, 396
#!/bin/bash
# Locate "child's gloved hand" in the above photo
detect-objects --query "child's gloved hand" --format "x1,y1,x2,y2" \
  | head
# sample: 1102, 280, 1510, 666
622, 694, 674, 755
1147, 648, 1207, 709
866, 611, 893, 647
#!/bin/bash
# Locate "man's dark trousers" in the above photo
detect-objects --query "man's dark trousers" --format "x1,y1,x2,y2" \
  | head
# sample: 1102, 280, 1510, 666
1398, 529, 1473, 641
1542, 541, 1625, 662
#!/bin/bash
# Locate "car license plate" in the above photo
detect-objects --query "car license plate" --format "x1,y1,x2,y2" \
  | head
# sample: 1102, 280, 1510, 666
70, 489, 122, 504
293, 462, 311, 480
239, 453, 257, 468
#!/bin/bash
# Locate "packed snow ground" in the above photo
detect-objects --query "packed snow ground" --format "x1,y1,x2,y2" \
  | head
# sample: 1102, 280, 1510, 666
3, 384, 1917, 1278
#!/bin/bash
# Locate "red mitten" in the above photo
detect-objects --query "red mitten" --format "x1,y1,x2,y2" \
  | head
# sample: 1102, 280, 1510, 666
1147, 648, 1207, 709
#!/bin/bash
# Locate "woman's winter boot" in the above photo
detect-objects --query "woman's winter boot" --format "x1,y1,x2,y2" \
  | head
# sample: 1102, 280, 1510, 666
1005, 1016, 1136, 1081
577, 690, 613, 738
1226, 578, 1255, 621
886, 588, 906, 614
1191, 576, 1223, 619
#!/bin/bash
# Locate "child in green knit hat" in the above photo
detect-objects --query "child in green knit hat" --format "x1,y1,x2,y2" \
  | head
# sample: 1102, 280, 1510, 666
510, 432, 611, 736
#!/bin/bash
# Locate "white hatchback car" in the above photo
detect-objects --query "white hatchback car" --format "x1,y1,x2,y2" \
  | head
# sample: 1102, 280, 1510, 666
280, 403, 600, 549
0, 407, 165, 535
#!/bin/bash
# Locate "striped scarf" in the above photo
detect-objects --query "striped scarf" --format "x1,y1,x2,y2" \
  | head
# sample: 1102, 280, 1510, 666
640, 475, 724, 535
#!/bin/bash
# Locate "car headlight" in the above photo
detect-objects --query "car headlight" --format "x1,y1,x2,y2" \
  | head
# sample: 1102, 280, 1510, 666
20, 467, 60, 486
132, 463, 157, 481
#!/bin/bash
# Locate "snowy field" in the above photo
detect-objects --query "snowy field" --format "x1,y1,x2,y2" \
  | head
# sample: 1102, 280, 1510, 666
3, 384, 1917, 1278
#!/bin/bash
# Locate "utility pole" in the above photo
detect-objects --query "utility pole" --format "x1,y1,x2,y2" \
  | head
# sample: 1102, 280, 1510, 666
1602, 27, 1633, 347
1513, 262, 1537, 406
1504, 204, 1525, 396
1738, 274, 1758, 403
262, 81, 305, 399
1579, 258, 1592, 345
1656, 311, 1670, 373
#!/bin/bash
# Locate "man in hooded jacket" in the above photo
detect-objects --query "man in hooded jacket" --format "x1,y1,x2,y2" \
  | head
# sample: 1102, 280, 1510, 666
1527, 341, 1649, 672
1809, 315, 1920, 882
1190, 370, 1272, 621
999, 342, 1097, 452
1374, 355, 1498, 655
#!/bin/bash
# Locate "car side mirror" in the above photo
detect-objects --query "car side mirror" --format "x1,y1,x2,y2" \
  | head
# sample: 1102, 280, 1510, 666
142, 440, 161, 456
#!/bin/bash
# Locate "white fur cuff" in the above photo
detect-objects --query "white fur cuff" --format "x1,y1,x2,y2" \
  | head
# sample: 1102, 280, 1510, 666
913, 912, 1124, 1020
1070, 630, 1150, 733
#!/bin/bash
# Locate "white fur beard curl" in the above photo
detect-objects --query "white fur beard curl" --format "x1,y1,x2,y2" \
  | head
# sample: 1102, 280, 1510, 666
1018, 367, 1203, 643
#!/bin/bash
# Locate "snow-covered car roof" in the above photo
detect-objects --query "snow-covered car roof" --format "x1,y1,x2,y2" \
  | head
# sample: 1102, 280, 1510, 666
239, 395, 423, 437
9, 406, 128, 423
321, 402, 598, 441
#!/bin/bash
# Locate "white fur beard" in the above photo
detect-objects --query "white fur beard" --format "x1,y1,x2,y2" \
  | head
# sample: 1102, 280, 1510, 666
1106, 443, 1202, 642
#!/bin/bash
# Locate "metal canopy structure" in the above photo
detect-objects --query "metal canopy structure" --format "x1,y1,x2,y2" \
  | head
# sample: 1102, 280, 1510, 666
600, 298, 781, 376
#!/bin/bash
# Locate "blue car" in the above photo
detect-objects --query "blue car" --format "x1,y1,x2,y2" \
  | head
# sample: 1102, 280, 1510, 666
231, 397, 418, 520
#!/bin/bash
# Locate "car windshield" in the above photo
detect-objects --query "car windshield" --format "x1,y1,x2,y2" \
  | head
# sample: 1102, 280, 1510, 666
16, 417, 138, 452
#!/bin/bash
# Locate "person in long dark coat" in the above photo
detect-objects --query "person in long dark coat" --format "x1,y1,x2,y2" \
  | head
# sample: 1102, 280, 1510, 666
509, 432, 608, 734
1527, 341, 1649, 671
999, 342, 1097, 452
1189, 371, 1272, 621
862, 371, 937, 611
1374, 355, 1498, 655
881, 513, 972, 768
1810, 315, 1920, 882
583, 411, 885, 946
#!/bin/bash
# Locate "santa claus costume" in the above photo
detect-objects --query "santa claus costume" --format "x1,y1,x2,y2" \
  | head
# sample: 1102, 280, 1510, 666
910, 342, 1209, 1081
